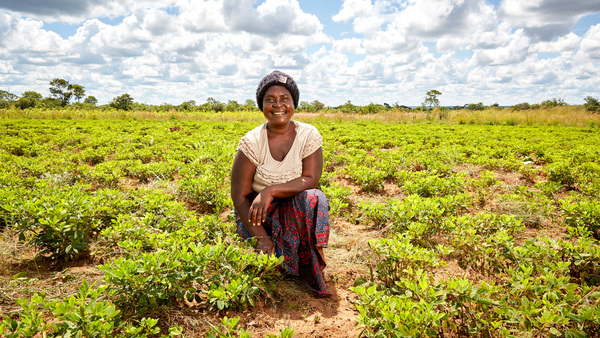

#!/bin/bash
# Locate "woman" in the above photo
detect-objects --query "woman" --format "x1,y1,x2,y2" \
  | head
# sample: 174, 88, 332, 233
230, 70, 331, 297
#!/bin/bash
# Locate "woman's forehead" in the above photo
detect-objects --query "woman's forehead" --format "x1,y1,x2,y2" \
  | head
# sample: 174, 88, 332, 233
264, 85, 291, 96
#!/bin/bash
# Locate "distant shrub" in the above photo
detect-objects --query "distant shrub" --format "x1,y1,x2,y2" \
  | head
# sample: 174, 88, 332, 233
541, 98, 567, 108
512, 102, 530, 110
465, 102, 485, 110
14, 97, 37, 109
361, 102, 385, 114
584, 96, 599, 113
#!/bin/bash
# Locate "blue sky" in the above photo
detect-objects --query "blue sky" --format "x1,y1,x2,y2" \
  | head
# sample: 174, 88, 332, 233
0, 0, 599, 107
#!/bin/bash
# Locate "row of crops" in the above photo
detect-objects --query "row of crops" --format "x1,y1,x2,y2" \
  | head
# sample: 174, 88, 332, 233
1, 115, 600, 337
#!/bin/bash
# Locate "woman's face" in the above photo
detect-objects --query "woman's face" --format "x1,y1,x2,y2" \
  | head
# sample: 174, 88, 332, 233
262, 85, 294, 127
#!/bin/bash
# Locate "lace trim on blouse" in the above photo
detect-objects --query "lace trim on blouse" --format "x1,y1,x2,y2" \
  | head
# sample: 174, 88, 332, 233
256, 164, 303, 186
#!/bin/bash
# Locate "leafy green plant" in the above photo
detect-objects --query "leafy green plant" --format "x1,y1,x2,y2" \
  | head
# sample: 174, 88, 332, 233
441, 278, 500, 336
345, 164, 388, 192
0, 280, 183, 338
547, 162, 577, 188
353, 282, 446, 337
451, 226, 515, 275
498, 263, 600, 337
9, 185, 129, 260
205, 316, 294, 338
320, 181, 351, 218
368, 234, 444, 287
561, 198, 600, 239
99, 240, 282, 314
358, 193, 469, 234
1, 294, 49, 338
177, 175, 231, 213
470, 170, 501, 205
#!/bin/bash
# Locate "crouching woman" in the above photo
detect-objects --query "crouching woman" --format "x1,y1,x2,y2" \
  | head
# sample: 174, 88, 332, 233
230, 70, 331, 297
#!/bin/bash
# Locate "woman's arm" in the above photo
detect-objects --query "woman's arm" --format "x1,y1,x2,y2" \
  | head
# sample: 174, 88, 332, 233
248, 147, 323, 227
230, 150, 275, 254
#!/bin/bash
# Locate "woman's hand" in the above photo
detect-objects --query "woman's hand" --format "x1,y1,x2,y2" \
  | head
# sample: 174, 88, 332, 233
248, 188, 274, 226
255, 237, 275, 255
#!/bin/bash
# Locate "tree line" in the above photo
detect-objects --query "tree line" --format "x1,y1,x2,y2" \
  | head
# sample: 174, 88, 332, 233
1, 79, 599, 113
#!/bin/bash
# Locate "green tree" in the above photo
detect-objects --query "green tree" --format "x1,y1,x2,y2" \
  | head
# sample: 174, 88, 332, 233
204, 97, 224, 112
243, 99, 257, 110
540, 98, 566, 108
0, 90, 18, 108
225, 100, 240, 111
178, 100, 196, 111
361, 102, 384, 114
16, 91, 43, 109
49, 78, 74, 106
584, 96, 599, 112
338, 100, 359, 114
465, 102, 484, 111
15, 97, 36, 109
423, 89, 442, 109
310, 100, 325, 112
109, 93, 134, 111
22, 91, 43, 100
512, 102, 531, 110
70, 84, 86, 103
84, 96, 98, 106
40, 97, 62, 108
298, 101, 310, 112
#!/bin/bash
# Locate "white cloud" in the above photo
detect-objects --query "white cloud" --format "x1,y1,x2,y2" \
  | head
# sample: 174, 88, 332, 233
222, 0, 322, 36
529, 33, 580, 54
0, 60, 17, 74
0, 0, 598, 106
332, 0, 387, 34
394, 0, 495, 38
469, 29, 531, 66
499, 0, 600, 40
576, 24, 600, 61
139, 8, 174, 36
2, 15, 66, 55
178, 0, 227, 33
332, 38, 364, 54
0, 0, 177, 23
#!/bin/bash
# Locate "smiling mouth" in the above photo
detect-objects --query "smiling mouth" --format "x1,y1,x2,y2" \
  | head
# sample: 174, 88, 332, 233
273, 111, 286, 115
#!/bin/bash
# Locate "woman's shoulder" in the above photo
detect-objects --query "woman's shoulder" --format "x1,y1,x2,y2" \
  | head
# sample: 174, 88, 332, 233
293, 121, 323, 158
242, 122, 267, 141
294, 121, 320, 135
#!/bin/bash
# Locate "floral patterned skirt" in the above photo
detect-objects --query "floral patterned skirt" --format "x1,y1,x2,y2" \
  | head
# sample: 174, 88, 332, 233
235, 189, 331, 297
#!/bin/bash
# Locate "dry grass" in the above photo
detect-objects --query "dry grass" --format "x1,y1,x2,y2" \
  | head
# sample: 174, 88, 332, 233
0, 228, 105, 317
2, 105, 599, 128
303, 106, 600, 128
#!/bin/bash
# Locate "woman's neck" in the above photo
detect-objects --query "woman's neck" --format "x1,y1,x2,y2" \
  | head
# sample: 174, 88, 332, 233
267, 121, 293, 136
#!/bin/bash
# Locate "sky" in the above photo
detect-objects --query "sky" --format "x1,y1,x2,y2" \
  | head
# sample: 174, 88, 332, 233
0, 0, 599, 107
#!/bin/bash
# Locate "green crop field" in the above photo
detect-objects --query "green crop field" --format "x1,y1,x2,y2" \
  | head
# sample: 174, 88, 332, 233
1, 108, 600, 337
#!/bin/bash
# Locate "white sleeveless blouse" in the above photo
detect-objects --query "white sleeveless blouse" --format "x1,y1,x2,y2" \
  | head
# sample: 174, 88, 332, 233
238, 121, 323, 193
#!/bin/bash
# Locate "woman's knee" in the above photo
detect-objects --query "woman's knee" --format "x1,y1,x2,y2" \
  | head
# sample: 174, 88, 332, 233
301, 188, 327, 201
